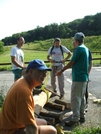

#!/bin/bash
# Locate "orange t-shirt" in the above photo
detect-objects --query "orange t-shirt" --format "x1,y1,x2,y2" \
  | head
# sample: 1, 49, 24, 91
0, 78, 36, 134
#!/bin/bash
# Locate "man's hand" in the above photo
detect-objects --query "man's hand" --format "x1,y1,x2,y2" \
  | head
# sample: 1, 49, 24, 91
49, 59, 55, 63
22, 66, 27, 69
60, 59, 65, 63
55, 70, 62, 76
22, 68, 27, 76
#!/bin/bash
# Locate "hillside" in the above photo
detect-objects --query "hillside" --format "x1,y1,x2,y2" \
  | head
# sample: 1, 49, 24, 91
22, 36, 101, 52
1, 12, 101, 46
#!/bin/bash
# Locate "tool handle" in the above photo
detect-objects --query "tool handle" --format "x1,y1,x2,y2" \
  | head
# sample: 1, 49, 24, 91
44, 87, 60, 97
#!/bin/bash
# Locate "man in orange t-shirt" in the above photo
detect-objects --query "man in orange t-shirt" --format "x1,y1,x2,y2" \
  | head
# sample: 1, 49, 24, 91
0, 59, 57, 134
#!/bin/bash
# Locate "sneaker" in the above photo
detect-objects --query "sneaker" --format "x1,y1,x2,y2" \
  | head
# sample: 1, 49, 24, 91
65, 120, 80, 127
59, 95, 64, 100
79, 117, 85, 123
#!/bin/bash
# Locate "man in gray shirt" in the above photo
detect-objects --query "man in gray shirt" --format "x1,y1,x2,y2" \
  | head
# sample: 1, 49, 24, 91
47, 38, 72, 99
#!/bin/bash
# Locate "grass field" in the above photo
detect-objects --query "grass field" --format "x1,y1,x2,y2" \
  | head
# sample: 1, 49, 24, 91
0, 53, 100, 71
0, 39, 101, 71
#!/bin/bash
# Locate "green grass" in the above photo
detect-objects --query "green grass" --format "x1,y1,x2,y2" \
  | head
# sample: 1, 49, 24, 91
24, 50, 48, 61
64, 127, 101, 134
68, 126, 101, 134
0, 38, 101, 71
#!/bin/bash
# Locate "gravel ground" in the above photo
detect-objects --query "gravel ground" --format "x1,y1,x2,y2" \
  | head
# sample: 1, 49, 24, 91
44, 94, 101, 132
45, 74, 101, 131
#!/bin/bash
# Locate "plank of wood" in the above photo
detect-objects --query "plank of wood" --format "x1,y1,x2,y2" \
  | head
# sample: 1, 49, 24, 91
45, 101, 65, 111
54, 99, 71, 109
34, 91, 52, 115
40, 111, 64, 121
44, 87, 60, 97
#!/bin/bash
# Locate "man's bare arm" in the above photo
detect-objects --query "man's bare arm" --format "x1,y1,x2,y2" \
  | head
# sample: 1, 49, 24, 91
11, 56, 25, 69
56, 61, 74, 76
61, 51, 72, 62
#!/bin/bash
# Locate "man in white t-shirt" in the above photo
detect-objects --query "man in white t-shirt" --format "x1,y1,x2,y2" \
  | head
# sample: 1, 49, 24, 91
10, 36, 26, 81
47, 38, 72, 99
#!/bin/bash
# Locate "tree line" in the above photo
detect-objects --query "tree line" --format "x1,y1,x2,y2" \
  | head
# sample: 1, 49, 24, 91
1, 12, 101, 46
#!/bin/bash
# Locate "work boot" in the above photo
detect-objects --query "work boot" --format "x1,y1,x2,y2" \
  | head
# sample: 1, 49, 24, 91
79, 117, 85, 123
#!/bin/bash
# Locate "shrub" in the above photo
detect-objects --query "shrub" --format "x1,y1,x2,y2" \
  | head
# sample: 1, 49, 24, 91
0, 41, 4, 53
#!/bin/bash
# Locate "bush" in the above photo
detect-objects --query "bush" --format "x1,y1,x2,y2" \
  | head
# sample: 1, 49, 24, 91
0, 41, 4, 53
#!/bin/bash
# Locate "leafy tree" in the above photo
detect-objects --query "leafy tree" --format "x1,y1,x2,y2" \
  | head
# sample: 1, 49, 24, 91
1, 12, 101, 45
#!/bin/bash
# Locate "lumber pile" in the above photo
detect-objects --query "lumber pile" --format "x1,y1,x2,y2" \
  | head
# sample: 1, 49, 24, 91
54, 99, 71, 109
33, 87, 71, 125
33, 88, 52, 115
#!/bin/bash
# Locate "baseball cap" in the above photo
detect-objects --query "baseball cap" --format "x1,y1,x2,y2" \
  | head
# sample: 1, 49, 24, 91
26, 59, 52, 73
74, 32, 85, 42
54, 37, 61, 42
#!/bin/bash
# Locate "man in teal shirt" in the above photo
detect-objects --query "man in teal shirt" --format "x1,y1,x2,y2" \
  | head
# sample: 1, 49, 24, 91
71, 44, 89, 82
56, 32, 89, 126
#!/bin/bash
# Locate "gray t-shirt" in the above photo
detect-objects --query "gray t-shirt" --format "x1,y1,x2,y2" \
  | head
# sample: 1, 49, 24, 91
47, 45, 70, 66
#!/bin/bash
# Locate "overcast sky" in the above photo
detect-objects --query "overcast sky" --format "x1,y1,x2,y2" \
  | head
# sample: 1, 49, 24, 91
0, 0, 101, 40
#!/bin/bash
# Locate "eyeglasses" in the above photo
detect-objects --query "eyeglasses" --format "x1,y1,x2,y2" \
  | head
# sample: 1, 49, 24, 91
36, 69, 47, 76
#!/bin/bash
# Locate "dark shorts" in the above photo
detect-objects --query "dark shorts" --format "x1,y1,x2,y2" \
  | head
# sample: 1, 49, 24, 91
14, 127, 40, 134
12, 69, 22, 81
14, 128, 26, 134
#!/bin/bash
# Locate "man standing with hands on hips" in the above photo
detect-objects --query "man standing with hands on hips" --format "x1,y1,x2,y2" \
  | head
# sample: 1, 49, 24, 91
56, 32, 89, 126
47, 37, 72, 99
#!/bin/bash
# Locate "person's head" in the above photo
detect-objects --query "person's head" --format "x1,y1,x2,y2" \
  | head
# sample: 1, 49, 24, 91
25, 59, 51, 87
54, 37, 61, 48
72, 32, 85, 48
17, 36, 25, 48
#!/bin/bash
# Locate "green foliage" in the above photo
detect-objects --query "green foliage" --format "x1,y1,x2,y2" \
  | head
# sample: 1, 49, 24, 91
0, 41, 4, 53
2, 12, 101, 46
0, 66, 12, 71
85, 35, 101, 51
70, 126, 101, 134
23, 36, 101, 52
0, 95, 4, 107
0, 82, 9, 107
64, 127, 101, 134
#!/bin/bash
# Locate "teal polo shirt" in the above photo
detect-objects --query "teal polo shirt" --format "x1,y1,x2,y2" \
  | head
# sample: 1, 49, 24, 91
71, 44, 89, 82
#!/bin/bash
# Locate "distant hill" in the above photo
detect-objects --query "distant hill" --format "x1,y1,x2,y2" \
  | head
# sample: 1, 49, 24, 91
2, 12, 101, 46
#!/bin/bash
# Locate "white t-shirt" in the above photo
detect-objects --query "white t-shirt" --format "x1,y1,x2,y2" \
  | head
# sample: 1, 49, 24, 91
48, 45, 70, 66
10, 46, 24, 70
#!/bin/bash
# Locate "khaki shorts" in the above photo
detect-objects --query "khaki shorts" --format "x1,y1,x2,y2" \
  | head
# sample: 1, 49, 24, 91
14, 128, 26, 134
